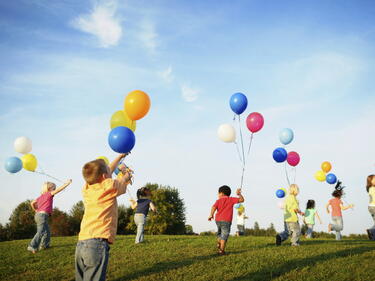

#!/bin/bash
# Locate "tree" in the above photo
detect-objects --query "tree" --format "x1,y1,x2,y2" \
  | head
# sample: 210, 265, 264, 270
69, 201, 84, 235
0, 223, 10, 242
117, 204, 134, 234
8, 200, 36, 239
126, 183, 186, 235
185, 225, 194, 235
50, 208, 71, 236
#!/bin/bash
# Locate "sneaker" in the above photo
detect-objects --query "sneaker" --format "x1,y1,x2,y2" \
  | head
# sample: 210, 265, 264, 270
328, 224, 332, 232
27, 246, 36, 254
275, 234, 282, 246
291, 243, 300, 247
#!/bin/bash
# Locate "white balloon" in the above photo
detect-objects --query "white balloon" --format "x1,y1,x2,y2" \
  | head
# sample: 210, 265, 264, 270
14, 136, 32, 154
217, 124, 236, 143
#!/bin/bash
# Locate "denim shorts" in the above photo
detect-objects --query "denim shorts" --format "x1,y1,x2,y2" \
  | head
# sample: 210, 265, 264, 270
216, 221, 231, 241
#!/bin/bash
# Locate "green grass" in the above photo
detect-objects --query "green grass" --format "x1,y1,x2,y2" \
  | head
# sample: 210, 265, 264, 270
1, 235, 375, 281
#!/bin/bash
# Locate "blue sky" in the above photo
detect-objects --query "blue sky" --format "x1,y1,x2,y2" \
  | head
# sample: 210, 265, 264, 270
1, 0, 375, 234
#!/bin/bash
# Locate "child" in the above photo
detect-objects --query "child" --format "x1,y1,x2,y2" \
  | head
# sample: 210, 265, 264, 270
28, 179, 72, 253
208, 185, 244, 255
366, 174, 375, 240
75, 154, 132, 281
326, 188, 354, 240
236, 205, 248, 236
130, 187, 157, 244
303, 200, 322, 238
276, 184, 304, 246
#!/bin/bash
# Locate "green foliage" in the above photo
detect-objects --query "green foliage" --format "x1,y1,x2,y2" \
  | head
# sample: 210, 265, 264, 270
245, 222, 277, 236
50, 208, 72, 236
68, 201, 84, 235
185, 224, 195, 235
117, 204, 134, 234
8, 200, 36, 239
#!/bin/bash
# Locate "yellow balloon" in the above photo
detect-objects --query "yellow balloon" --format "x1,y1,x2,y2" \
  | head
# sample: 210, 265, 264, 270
280, 188, 287, 193
97, 156, 109, 165
314, 170, 326, 182
110, 110, 136, 131
21, 154, 37, 172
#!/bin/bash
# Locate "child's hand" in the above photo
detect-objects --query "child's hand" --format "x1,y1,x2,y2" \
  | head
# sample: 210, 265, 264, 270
236, 188, 242, 196
129, 199, 136, 203
350, 204, 355, 209
208, 216, 214, 221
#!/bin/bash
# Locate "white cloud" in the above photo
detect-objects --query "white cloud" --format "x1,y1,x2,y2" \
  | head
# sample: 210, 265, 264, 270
138, 20, 158, 53
181, 84, 200, 102
158, 65, 174, 83
71, 0, 122, 48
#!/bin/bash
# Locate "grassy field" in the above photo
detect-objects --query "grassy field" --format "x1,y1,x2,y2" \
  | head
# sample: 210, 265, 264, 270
0, 235, 374, 281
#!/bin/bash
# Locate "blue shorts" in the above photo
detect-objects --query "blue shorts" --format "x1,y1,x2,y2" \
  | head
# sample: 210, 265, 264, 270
216, 221, 231, 241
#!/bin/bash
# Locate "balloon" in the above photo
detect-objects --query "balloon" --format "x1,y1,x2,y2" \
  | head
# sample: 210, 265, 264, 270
280, 188, 287, 193
4, 157, 23, 173
14, 136, 32, 154
108, 126, 136, 153
272, 147, 288, 163
234, 203, 241, 209
217, 124, 236, 143
326, 173, 337, 185
97, 156, 109, 165
238, 205, 245, 212
276, 189, 285, 198
124, 90, 151, 121
279, 128, 294, 145
21, 154, 37, 172
110, 110, 136, 131
246, 112, 264, 133
229, 93, 248, 115
315, 170, 326, 182
287, 151, 300, 167
321, 161, 332, 173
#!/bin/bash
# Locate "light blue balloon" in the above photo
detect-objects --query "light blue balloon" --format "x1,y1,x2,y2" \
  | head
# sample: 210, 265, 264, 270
4, 157, 23, 173
234, 203, 241, 209
279, 128, 294, 145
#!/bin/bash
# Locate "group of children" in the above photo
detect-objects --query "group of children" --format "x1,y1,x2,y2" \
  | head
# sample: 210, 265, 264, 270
26, 153, 375, 280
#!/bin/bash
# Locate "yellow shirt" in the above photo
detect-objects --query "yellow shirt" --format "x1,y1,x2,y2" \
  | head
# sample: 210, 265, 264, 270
284, 195, 299, 222
78, 178, 126, 244
369, 186, 375, 206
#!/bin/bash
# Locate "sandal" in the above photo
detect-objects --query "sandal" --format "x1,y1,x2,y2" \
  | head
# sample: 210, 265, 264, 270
218, 249, 226, 255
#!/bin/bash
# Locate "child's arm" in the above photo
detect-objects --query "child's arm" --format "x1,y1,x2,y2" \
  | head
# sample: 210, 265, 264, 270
109, 153, 128, 175
237, 189, 245, 203
208, 206, 217, 221
30, 200, 37, 212
315, 211, 322, 224
150, 202, 157, 212
50, 179, 72, 196
341, 203, 354, 210
117, 170, 132, 195
129, 199, 137, 209
326, 203, 330, 214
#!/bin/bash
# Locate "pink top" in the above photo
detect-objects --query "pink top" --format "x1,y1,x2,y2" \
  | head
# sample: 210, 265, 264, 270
213, 196, 240, 222
36, 192, 54, 214
329, 198, 343, 217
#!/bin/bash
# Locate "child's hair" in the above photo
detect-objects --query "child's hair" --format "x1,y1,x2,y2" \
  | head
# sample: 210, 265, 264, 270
306, 200, 315, 209
137, 187, 151, 199
82, 159, 108, 185
41, 182, 56, 194
367, 175, 375, 192
332, 189, 343, 198
218, 185, 231, 196
289, 184, 299, 195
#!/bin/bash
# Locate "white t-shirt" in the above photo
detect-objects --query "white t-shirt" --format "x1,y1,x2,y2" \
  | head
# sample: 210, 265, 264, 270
237, 213, 245, 225
369, 186, 375, 206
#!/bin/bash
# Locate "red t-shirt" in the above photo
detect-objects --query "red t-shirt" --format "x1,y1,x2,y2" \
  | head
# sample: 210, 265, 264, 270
329, 198, 343, 217
213, 196, 240, 222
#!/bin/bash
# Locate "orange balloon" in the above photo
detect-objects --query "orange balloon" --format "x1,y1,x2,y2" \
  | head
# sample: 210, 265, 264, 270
124, 90, 151, 121
321, 161, 332, 173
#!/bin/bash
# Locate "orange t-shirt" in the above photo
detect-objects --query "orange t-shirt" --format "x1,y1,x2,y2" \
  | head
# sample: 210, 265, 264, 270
78, 178, 126, 244
329, 198, 343, 217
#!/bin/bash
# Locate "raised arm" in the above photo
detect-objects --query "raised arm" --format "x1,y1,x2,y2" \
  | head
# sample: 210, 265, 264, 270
129, 199, 137, 209
116, 169, 133, 195
30, 200, 37, 212
109, 153, 128, 174
237, 188, 245, 203
315, 211, 322, 224
326, 203, 330, 214
208, 206, 217, 221
341, 203, 354, 211
50, 179, 72, 196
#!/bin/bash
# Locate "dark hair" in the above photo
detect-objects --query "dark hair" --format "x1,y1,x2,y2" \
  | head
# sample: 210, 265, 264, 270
218, 185, 231, 196
137, 187, 151, 199
332, 189, 343, 198
367, 175, 375, 192
306, 200, 315, 209
82, 159, 108, 185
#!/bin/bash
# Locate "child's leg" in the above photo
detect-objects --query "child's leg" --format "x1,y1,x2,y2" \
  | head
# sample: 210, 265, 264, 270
288, 222, 301, 245
220, 222, 231, 252
306, 224, 313, 238
277, 222, 290, 243
75, 239, 109, 281
134, 214, 145, 244
368, 207, 375, 240
28, 213, 47, 251
39, 218, 51, 250
332, 216, 343, 240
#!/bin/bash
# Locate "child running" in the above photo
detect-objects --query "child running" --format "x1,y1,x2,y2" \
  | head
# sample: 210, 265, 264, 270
208, 185, 244, 255
366, 174, 375, 240
236, 205, 248, 236
130, 187, 157, 244
303, 200, 322, 238
326, 188, 354, 240
276, 184, 304, 246
28, 179, 72, 253
75, 154, 132, 281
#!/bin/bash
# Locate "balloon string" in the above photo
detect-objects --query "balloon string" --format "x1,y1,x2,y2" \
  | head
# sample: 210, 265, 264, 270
240, 166, 245, 190
234, 142, 243, 164
238, 115, 246, 189
284, 162, 291, 186
34, 170, 64, 183
246, 133, 254, 157
293, 167, 297, 184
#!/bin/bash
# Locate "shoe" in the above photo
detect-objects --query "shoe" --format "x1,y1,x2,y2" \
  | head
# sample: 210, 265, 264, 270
328, 224, 332, 232
27, 246, 36, 254
275, 234, 281, 246
291, 243, 300, 247
367, 229, 373, 240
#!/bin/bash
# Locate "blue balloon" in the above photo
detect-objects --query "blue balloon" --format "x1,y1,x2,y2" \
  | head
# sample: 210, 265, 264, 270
326, 173, 337, 185
276, 189, 285, 198
234, 203, 241, 209
4, 157, 23, 173
229, 93, 248, 115
272, 147, 288, 163
279, 128, 294, 145
108, 126, 136, 153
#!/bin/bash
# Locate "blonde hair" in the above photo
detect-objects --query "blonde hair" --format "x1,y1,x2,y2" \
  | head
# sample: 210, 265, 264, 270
289, 184, 299, 195
41, 182, 56, 194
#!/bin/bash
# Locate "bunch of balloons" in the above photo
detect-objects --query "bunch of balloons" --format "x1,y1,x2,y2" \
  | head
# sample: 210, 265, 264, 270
217, 92, 264, 188
275, 188, 287, 198
314, 161, 337, 185
4, 137, 38, 174
108, 90, 151, 153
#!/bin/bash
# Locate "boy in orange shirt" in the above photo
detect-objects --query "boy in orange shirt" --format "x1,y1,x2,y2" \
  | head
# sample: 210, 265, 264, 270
75, 154, 132, 281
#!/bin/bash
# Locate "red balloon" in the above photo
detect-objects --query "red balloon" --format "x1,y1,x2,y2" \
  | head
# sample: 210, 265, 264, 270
287, 151, 300, 167
246, 112, 264, 133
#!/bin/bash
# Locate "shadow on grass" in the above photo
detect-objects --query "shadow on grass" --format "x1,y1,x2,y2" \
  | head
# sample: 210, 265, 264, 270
112, 250, 248, 281
230, 246, 375, 281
